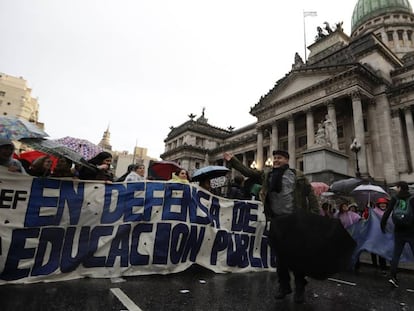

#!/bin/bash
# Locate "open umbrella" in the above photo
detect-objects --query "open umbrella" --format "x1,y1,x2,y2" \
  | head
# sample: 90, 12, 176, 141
329, 178, 364, 195
18, 150, 58, 170
20, 138, 94, 169
147, 160, 182, 180
191, 165, 230, 182
51, 136, 103, 160
350, 184, 390, 207
0, 116, 48, 140
268, 211, 356, 280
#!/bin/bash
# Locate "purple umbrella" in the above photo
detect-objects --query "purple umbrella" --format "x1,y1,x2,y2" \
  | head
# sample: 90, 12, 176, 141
51, 136, 103, 160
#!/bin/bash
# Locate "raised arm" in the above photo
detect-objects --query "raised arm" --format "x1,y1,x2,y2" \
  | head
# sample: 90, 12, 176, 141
223, 152, 263, 181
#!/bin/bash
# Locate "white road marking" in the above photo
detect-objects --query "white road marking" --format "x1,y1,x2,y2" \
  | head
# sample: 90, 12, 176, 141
110, 288, 143, 311
327, 278, 357, 286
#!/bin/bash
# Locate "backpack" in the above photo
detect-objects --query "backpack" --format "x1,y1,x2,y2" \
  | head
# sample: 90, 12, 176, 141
392, 196, 414, 226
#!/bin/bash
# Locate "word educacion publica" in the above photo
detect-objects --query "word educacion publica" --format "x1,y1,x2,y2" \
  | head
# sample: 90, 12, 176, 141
0, 179, 275, 281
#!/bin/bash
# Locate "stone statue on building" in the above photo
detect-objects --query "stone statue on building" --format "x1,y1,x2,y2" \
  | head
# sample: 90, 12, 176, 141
315, 26, 327, 41
323, 114, 337, 148
292, 52, 304, 69
315, 121, 326, 146
324, 22, 333, 34
335, 21, 343, 32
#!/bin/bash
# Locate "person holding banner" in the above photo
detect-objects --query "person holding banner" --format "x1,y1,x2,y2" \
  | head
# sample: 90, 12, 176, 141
260, 150, 321, 304
125, 164, 146, 182
0, 138, 27, 174
78, 151, 114, 181
224, 150, 320, 304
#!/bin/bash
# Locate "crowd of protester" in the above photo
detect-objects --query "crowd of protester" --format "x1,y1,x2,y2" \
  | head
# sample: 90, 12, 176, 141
2, 139, 414, 303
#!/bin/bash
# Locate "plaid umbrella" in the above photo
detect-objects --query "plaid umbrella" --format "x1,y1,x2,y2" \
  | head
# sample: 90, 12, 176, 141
0, 116, 48, 140
51, 136, 103, 160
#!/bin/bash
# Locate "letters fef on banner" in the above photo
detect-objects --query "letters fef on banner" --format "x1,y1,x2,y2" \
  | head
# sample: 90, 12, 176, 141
0, 170, 275, 284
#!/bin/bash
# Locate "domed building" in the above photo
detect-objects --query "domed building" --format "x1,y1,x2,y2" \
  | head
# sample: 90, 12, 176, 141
162, 0, 414, 187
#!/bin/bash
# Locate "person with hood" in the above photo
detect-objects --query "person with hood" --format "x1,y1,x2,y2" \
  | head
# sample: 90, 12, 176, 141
78, 151, 114, 181
0, 138, 27, 174
335, 202, 361, 229
381, 181, 414, 288
116, 164, 136, 182
125, 164, 146, 182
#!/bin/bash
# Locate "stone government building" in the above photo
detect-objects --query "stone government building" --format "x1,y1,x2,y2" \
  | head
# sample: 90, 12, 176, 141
161, 0, 414, 187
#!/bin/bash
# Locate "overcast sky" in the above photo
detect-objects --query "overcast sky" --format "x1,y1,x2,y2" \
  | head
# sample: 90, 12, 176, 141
0, 0, 357, 158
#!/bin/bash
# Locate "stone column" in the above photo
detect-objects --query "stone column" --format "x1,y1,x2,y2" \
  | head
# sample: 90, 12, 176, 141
271, 121, 278, 152
404, 106, 414, 168
204, 153, 209, 166
351, 92, 368, 176
306, 108, 315, 149
327, 101, 339, 149
391, 109, 408, 173
288, 115, 296, 168
376, 91, 398, 182
256, 127, 264, 170
367, 100, 384, 177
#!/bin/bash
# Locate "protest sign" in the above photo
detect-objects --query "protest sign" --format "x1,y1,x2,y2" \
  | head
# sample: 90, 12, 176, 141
0, 169, 274, 284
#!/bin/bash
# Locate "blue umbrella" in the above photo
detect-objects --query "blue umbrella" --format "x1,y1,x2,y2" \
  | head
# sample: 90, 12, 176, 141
191, 165, 229, 182
0, 116, 48, 140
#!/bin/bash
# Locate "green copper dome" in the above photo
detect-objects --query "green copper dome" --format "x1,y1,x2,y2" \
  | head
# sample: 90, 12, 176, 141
351, 0, 413, 32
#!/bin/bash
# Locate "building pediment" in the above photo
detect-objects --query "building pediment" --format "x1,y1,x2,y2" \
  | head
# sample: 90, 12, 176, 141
251, 65, 354, 116
272, 71, 332, 101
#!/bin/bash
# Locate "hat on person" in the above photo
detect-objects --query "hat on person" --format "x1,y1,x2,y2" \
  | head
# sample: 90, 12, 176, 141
348, 202, 358, 209
376, 197, 388, 204
0, 138, 14, 147
272, 150, 290, 159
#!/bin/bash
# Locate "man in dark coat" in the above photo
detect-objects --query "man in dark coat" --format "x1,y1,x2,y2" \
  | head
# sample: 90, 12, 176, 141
224, 150, 320, 304
381, 181, 414, 288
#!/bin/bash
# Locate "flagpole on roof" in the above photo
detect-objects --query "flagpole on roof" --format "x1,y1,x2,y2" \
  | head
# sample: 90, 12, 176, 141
132, 139, 137, 164
303, 10, 317, 61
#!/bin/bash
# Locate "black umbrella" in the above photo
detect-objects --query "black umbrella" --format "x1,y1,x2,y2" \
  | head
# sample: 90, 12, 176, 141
268, 211, 356, 280
20, 138, 94, 170
329, 178, 364, 195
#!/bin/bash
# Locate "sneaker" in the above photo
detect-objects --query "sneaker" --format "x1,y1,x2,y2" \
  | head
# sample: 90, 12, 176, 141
388, 277, 399, 288
274, 286, 292, 300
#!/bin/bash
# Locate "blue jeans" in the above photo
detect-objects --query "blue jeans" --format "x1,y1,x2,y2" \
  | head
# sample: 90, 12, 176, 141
390, 232, 414, 277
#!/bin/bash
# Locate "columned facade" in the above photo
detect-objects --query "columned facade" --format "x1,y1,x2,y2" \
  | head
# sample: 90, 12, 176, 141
162, 1, 414, 186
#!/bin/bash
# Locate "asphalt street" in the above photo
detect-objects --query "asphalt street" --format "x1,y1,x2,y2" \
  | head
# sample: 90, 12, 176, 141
0, 262, 414, 311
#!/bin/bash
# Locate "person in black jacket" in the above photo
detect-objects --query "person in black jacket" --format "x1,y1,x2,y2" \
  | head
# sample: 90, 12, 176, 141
78, 151, 114, 181
381, 181, 414, 288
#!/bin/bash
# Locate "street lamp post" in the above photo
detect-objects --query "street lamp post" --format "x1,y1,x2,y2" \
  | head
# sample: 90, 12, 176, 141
350, 138, 362, 178
265, 157, 273, 167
